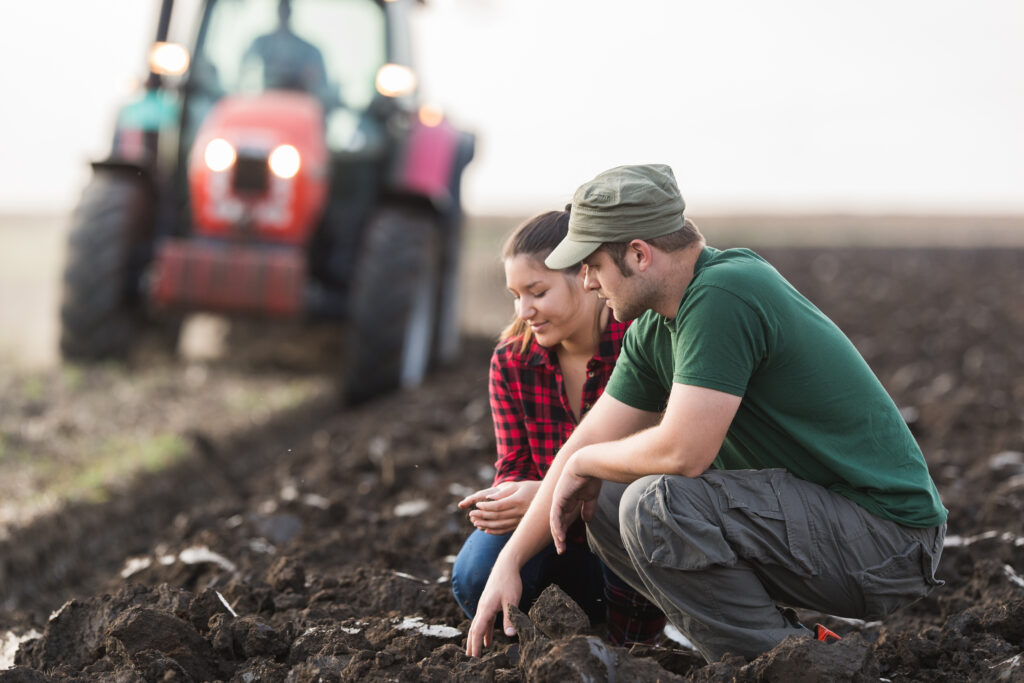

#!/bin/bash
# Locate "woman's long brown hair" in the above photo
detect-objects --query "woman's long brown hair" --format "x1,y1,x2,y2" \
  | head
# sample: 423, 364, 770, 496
498, 208, 584, 353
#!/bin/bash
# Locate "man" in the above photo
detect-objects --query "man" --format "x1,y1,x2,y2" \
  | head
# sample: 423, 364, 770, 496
466, 163, 947, 662
242, 0, 328, 96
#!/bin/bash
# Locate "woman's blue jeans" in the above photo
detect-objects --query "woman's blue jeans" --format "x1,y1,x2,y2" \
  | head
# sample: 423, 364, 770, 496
451, 528, 606, 623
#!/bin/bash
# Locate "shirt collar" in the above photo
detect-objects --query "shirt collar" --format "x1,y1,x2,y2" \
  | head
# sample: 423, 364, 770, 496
664, 245, 718, 325
524, 339, 556, 368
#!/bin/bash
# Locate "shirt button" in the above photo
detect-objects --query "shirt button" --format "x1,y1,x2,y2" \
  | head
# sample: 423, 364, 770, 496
587, 370, 596, 378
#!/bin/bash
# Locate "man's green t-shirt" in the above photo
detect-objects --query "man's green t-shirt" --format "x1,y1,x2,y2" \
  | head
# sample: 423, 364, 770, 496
606, 246, 947, 528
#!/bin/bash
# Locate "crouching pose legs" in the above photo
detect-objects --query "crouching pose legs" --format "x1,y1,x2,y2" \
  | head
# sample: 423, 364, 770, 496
588, 471, 945, 662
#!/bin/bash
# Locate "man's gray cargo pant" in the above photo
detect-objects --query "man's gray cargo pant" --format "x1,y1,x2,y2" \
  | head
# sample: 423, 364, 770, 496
586, 469, 945, 662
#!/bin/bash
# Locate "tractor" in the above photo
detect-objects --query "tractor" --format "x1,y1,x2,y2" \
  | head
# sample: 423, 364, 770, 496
59, 0, 475, 403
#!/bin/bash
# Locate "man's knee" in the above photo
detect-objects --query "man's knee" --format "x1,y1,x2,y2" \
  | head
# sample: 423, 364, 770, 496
588, 480, 623, 538
617, 475, 666, 547
620, 474, 730, 570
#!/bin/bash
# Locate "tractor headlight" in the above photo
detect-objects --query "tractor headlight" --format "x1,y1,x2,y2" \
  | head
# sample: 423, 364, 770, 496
375, 64, 417, 98
149, 42, 191, 76
204, 138, 236, 172
268, 145, 301, 179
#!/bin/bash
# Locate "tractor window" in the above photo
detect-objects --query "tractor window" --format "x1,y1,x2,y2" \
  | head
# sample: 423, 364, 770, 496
194, 0, 386, 111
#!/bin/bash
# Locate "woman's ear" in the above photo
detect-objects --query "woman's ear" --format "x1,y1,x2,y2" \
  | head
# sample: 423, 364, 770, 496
574, 266, 589, 290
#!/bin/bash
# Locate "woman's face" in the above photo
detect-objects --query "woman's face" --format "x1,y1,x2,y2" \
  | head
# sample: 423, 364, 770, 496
504, 254, 590, 348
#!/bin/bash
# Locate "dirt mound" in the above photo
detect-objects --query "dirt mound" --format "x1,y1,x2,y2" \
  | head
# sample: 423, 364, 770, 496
2, 247, 1023, 682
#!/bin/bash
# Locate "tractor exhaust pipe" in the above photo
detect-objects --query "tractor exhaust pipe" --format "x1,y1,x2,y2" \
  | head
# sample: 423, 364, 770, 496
146, 0, 176, 90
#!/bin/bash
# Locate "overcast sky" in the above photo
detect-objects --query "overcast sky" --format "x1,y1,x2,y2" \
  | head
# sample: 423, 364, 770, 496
1, 0, 1021, 216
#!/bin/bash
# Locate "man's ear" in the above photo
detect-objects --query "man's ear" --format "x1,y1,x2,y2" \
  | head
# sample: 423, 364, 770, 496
629, 239, 655, 272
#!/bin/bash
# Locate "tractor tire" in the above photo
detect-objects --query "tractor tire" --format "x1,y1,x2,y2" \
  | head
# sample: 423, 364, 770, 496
342, 207, 440, 404
59, 172, 152, 361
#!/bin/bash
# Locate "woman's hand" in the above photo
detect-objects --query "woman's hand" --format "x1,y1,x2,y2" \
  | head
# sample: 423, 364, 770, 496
465, 556, 523, 657
457, 480, 542, 535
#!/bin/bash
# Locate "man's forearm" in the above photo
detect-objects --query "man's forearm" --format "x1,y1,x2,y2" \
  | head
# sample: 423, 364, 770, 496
493, 430, 588, 567
575, 424, 711, 482
571, 426, 666, 483
574, 384, 739, 482
495, 393, 665, 568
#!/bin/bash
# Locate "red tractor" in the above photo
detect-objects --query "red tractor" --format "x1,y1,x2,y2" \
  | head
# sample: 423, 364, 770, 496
60, 0, 475, 403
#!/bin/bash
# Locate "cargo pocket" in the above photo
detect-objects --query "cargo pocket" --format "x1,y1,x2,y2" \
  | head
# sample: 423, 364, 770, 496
710, 469, 819, 578
634, 477, 737, 572
857, 541, 934, 620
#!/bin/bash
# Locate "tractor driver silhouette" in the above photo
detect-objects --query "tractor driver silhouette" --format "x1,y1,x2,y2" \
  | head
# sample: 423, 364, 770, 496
243, 0, 328, 96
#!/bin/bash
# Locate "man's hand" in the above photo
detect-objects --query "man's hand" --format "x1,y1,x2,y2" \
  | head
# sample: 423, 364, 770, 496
465, 559, 523, 657
458, 481, 542, 535
550, 452, 603, 554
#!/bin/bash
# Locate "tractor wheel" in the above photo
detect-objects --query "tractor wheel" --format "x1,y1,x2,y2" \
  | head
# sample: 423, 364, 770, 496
342, 206, 440, 404
59, 172, 152, 361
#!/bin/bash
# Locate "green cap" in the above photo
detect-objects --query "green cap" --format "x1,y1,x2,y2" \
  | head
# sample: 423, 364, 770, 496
545, 164, 685, 270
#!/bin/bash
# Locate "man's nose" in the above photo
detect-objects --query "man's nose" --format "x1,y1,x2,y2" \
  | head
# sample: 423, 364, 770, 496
583, 267, 598, 291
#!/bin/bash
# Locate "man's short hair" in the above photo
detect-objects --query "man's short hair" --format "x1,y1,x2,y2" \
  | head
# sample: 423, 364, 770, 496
599, 218, 704, 276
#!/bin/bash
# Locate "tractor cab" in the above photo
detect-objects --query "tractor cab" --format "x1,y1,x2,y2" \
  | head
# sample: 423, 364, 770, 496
182, 0, 395, 154
60, 0, 475, 403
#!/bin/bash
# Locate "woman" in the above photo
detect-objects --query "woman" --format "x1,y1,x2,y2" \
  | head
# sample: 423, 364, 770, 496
451, 209, 664, 646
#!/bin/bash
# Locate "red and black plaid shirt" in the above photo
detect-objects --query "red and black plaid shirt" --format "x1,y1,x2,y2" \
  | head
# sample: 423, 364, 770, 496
488, 318, 629, 484
488, 317, 665, 643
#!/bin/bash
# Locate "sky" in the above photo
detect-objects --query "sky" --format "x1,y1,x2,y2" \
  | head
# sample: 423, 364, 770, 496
1, 0, 1021, 216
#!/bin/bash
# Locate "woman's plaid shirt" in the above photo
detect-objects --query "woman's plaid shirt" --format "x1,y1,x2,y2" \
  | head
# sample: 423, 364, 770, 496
487, 317, 665, 642
488, 318, 629, 484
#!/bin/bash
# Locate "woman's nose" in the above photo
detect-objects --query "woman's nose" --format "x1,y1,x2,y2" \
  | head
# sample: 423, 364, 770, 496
518, 298, 536, 319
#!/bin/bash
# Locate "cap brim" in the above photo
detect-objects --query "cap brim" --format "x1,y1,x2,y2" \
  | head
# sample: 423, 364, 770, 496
544, 238, 601, 270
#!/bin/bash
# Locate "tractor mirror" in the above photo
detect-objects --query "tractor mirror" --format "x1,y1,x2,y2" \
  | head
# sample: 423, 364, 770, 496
149, 42, 191, 77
